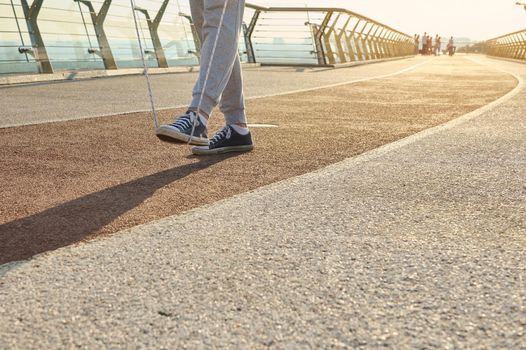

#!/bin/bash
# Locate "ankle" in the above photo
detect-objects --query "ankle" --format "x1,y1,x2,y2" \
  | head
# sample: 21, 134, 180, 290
230, 124, 249, 135
188, 108, 209, 120
188, 108, 209, 127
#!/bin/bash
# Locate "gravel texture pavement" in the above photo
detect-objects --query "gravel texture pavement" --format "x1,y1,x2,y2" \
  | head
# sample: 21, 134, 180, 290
0, 56, 525, 349
0, 56, 515, 265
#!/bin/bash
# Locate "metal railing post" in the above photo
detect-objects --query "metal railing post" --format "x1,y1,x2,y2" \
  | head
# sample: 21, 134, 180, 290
490, 40, 499, 56
514, 33, 522, 58
492, 40, 499, 57
377, 27, 385, 58
307, 23, 323, 64
493, 39, 499, 56
370, 25, 381, 59
503, 38, 509, 57
133, 0, 169, 68
497, 39, 505, 57
385, 31, 395, 57
393, 33, 402, 57
245, 9, 260, 63
75, 0, 117, 70
516, 33, 523, 59
363, 23, 374, 60
402, 34, 410, 55
391, 32, 401, 57
179, 12, 200, 60
510, 35, 516, 57
357, 21, 368, 61
346, 19, 361, 61
501, 37, 508, 57
407, 35, 413, 55
315, 11, 333, 65
20, 0, 53, 73
402, 34, 409, 55
335, 15, 352, 63
505, 36, 514, 57
394, 33, 403, 56
325, 13, 344, 63
520, 32, 526, 59
377, 28, 387, 58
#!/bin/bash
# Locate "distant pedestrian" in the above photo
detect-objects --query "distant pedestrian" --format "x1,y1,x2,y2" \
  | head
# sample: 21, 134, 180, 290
434, 35, 441, 56
421, 32, 427, 54
448, 36, 455, 56
427, 35, 433, 55
414, 34, 420, 54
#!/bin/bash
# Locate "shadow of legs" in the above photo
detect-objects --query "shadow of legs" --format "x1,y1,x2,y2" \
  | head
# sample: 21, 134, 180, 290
0, 154, 237, 265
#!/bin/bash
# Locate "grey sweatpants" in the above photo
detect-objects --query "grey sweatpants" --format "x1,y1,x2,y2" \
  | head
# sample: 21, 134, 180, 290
189, 0, 246, 125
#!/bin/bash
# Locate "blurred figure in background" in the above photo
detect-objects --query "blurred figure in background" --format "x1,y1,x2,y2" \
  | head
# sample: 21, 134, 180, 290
427, 35, 433, 55
414, 34, 420, 54
434, 35, 441, 56
448, 36, 456, 56
421, 32, 427, 54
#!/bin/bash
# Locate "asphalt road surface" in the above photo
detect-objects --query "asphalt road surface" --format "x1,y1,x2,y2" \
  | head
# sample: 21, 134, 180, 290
0, 56, 525, 348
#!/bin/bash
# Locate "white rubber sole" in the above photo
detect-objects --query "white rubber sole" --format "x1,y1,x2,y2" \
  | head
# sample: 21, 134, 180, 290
191, 144, 254, 156
155, 125, 208, 146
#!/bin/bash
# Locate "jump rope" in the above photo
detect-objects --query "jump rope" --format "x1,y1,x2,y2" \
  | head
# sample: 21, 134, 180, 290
130, 0, 231, 142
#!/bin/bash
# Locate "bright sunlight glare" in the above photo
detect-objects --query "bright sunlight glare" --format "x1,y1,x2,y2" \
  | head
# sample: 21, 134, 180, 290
255, 0, 526, 40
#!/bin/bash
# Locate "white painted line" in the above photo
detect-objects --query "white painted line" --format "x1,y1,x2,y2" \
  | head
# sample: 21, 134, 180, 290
247, 124, 278, 128
248, 58, 434, 101
2, 58, 432, 129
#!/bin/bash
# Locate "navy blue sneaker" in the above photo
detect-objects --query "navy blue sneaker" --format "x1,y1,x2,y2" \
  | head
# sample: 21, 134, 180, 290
192, 125, 254, 155
156, 111, 208, 146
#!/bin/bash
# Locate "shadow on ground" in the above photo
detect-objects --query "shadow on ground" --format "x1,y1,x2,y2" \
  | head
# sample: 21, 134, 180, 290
0, 155, 236, 264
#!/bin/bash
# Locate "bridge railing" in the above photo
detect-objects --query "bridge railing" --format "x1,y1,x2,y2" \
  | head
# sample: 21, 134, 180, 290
244, 3, 415, 66
0, 0, 199, 74
0, 0, 414, 75
485, 29, 526, 61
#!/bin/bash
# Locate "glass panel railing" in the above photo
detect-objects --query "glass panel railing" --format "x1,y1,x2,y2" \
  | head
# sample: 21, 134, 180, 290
243, 3, 415, 67
247, 9, 320, 65
0, 0, 415, 75
0, 0, 200, 74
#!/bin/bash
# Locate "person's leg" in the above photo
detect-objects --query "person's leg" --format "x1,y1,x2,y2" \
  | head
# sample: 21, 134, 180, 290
155, 0, 209, 145
192, 52, 254, 155
218, 53, 246, 127
189, 0, 245, 120
190, 0, 253, 155
156, 0, 248, 147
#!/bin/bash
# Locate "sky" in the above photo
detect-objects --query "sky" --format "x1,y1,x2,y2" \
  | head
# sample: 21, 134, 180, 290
256, 0, 526, 41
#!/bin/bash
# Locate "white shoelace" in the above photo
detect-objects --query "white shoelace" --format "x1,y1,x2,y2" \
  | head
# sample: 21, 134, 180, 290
210, 126, 231, 145
170, 112, 196, 131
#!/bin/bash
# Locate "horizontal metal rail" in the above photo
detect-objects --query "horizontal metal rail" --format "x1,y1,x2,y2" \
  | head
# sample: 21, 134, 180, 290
244, 3, 415, 66
485, 28, 526, 61
245, 3, 410, 38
